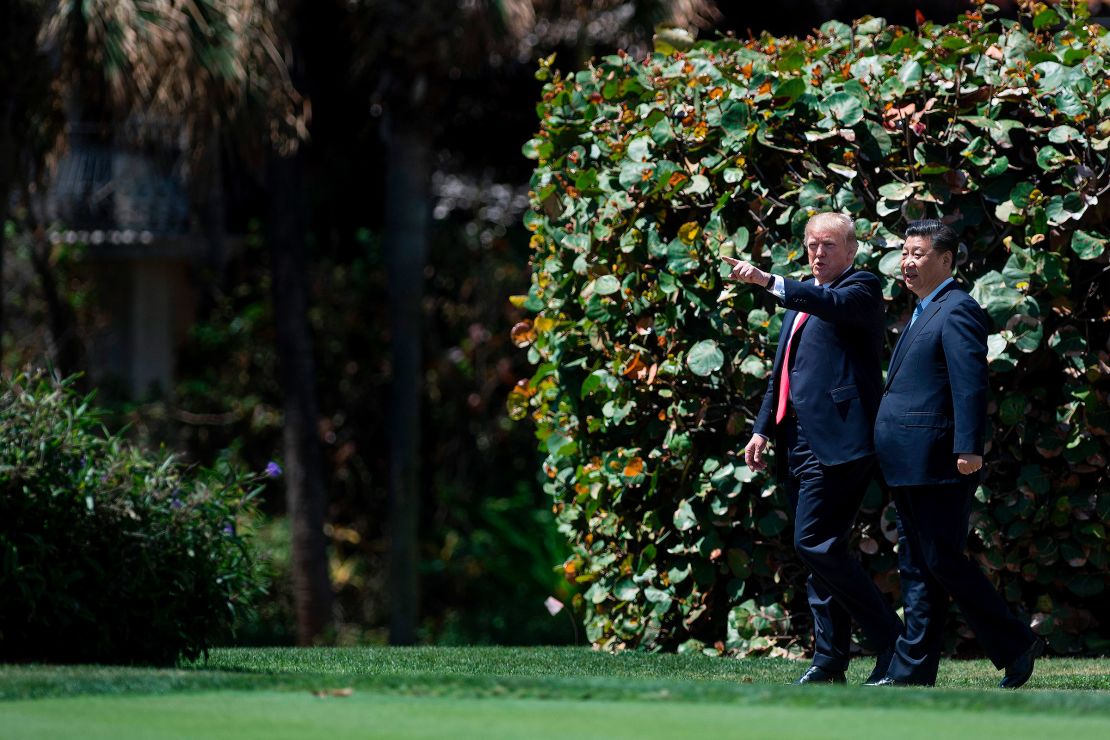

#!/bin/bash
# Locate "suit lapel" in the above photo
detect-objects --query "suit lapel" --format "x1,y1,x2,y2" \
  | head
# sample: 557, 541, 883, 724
775, 309, 799, 369
885, 282, 958, 388
827, 266, 856, 289
774, 268, 852, 378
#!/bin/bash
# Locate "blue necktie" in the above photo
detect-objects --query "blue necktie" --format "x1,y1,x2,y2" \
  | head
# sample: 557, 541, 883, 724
909, 302, 924, 327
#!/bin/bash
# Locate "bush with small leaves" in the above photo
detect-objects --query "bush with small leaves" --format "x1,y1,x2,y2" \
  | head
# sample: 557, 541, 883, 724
515, 1, 1109, 656
0, 373, 268, 665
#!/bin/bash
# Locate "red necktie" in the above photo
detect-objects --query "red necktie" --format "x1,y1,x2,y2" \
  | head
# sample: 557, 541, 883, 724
775, 312, 810, 424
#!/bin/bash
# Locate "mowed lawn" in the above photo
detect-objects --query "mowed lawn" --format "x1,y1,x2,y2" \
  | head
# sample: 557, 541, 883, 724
2, 648, 1109, 739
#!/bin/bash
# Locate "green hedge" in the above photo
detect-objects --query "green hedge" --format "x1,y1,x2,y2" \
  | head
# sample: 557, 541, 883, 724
514, 2, 1109, 656
0, 373, 267, 664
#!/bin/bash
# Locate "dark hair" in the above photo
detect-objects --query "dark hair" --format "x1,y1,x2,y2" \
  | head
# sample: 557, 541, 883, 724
904, 219, 959, 260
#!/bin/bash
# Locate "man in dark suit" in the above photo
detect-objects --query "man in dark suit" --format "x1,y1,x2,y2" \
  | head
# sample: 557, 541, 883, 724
724, 212, 902, 685
868, 219, 1042, 688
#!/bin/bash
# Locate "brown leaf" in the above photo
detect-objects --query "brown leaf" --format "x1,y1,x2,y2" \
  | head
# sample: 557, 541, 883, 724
511, 320, 536, 347
623, 353, 647, 377
622, 456, 645, 477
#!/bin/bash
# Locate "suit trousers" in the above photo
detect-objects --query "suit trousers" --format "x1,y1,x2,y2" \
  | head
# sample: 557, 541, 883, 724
783, 418, 902, 672
887, 482, 1036, 684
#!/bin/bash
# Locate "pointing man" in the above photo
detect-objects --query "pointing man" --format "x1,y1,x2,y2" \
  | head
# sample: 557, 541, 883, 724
868, 219, 1042, 688
725, 212, 902, 685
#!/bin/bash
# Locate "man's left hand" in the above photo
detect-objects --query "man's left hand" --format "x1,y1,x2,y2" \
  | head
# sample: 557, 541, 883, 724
722, 256, 770, 286
956, 454, 983, 475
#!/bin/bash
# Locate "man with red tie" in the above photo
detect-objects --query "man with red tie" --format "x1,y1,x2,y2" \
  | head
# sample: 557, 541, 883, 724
724, 212, 902, 684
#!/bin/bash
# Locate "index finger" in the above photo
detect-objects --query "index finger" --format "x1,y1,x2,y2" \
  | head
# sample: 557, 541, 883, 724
721, 256, 740, 265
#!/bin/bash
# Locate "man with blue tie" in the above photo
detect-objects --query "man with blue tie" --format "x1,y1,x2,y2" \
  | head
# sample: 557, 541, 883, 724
724, 212, 902, 685
867, 219, 1042, 688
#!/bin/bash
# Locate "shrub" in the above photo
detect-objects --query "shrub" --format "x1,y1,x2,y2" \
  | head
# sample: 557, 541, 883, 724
0, 372, 268, 664
515, 1, 1109, 655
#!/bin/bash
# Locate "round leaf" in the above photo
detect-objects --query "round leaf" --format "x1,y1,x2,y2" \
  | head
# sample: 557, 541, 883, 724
686, 340, 724, 376
594, 275, 622, 296
673, 499, 697, 532
1071, 230, 1107, 260
823, 92, 864, 126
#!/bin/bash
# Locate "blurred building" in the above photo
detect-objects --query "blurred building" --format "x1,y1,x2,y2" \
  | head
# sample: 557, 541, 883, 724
46, 122, 201, 399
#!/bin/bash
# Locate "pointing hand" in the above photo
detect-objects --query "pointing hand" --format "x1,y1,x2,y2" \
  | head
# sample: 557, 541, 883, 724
722, 256, 770, 286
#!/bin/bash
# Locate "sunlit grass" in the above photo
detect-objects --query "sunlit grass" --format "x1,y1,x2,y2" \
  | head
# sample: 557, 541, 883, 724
1, 647, 1107, 713
5, 690, 1110, 740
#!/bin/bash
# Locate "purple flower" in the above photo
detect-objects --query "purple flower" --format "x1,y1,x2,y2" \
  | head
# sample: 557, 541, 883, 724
264, 461, 283, 479
223, 522, 235, 536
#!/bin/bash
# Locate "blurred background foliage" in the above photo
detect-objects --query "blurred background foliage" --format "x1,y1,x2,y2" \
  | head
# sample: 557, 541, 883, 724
517, 0, 1109, 656
0, 0, 1107, 653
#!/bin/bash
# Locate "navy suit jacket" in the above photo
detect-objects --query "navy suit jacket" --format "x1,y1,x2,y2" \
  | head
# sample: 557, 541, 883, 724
753, 268, 885, 470
873, 282, 989, 487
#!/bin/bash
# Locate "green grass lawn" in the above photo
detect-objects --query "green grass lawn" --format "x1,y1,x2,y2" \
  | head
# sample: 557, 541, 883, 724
2, 648, 1108, 739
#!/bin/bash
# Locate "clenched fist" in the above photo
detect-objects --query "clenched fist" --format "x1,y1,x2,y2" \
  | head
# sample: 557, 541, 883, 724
956, 454, 983, 475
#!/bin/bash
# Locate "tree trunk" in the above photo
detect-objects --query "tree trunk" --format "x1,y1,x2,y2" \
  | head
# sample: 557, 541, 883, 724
23, 187, 86, 388
0, 183, 7, 361
194, 128, 228, 319
383, 108, 431, 645
267, 149, 333, 645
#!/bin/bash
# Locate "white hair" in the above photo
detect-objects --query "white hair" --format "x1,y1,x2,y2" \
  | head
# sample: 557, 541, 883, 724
805, 212, 858, 250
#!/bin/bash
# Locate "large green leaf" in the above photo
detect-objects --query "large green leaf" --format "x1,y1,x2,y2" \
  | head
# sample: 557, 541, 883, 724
1034, 61, 1071, 91
821, 92, 864, 126
592, 275, 621, 296
673, 499, 698, 532
881, 182, 915, 202
686, 339, 725, 377
970, 271, 1033, 327
1071, 230, 1107, 260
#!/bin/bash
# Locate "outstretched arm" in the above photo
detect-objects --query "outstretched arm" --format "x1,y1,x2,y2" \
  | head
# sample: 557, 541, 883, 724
722, 256, 882, 326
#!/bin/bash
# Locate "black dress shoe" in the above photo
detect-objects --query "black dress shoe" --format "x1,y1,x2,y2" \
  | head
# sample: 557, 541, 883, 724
864, 676, 906, 687
999, 637, 1045, 689
864, 645, 897, 685
794, 665, 847, 685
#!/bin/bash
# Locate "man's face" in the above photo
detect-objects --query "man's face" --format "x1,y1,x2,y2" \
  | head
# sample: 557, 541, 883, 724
901, 235, 952, 298
804, 225, 856, 284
